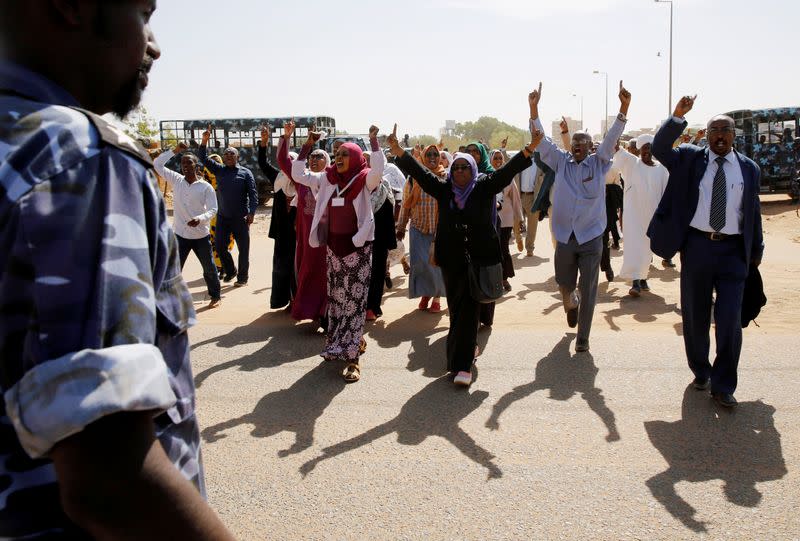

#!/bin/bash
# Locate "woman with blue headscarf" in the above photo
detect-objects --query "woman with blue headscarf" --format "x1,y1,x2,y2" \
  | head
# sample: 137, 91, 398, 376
387, 124, 543, 386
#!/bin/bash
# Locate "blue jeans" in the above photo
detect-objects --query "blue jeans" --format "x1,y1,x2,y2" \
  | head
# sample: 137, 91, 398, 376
177, 234, 221, 300
214, 215, 250, 282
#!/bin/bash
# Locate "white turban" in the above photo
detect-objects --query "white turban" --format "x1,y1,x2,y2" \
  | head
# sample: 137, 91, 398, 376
636, 134, 654, 148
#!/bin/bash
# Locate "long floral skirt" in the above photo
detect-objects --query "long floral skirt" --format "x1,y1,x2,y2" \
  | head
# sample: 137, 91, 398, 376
322, 243, 373, 362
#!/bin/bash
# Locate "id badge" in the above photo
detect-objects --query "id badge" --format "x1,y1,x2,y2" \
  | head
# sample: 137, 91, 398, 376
331, 197, 345, 207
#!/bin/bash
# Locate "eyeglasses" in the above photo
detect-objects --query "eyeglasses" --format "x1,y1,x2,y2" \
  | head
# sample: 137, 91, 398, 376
451, 164, 471, 172
425, 152, 440, 158
309, 153, 325, 160
707, 127, 735, 134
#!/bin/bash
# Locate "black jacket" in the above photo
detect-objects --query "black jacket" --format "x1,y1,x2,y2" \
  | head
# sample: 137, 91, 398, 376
396, 151, 533, 269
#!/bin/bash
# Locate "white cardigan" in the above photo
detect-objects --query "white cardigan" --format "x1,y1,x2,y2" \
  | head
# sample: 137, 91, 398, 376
291, 150, 385, 248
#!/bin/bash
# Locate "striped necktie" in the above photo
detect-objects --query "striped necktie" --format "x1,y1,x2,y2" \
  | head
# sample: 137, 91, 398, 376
709, 156, 727, 232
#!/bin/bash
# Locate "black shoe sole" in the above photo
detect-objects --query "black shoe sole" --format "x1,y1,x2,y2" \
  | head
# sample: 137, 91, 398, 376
692, 379, 710, 390
566, 307, 578, 328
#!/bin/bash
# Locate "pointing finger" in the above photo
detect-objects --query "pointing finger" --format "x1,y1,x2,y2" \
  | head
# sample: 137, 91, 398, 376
619, 80, 623, 90
392, 123, 397, 137
538, 81, 542, 94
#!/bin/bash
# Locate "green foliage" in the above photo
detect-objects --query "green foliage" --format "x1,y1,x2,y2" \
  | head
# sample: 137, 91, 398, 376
453, 116, 528, 150
123, 105, 159, 145
408, 135, 438, 148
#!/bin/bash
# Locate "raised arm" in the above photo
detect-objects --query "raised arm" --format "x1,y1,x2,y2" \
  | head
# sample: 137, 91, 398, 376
257, 124, 279, 182
289, 121, 325, 190
528, 83, 568, 171
198, 124, 224, 174
653, 95, 696, 170
152, 145, 185, 187
387, 124, 449, 200
559, 116, 571, 150
480, 143, 538, 195
595, 81, 630, 163
365, 125, 384, 191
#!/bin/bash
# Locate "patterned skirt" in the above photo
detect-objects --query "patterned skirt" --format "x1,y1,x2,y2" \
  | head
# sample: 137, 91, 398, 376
322, 243, 373, 361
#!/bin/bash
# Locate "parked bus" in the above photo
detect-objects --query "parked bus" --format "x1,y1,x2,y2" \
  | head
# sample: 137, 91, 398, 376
724, 107, 800, 197
159, 116, 336, 204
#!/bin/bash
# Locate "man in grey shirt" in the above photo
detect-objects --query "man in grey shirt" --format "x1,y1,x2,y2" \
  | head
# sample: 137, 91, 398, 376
529, 81, 630, 352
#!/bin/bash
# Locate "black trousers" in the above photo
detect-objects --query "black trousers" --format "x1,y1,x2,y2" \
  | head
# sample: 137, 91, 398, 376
500, 227, 515, 279
442, 267, 482, 373
680, 230, 747, 394
215, 214, 250, 282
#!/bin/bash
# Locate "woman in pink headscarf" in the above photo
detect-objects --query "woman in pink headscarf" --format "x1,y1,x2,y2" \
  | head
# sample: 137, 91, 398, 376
290, 122, 385, 383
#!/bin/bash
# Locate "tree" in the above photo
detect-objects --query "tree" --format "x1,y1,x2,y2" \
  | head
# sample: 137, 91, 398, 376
408, 135, 438, 148
453, 116, 528, 150
123, 105, 159, 147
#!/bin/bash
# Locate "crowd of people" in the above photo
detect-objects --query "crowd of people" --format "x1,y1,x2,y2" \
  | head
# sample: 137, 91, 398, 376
0, 2, 764, 538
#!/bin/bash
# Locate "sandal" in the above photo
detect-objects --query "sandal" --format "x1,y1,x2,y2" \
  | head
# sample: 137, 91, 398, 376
358, 337, 367, 355
428, 300, 441, 313
418, 296, 430, 311
343, 363, 361, 383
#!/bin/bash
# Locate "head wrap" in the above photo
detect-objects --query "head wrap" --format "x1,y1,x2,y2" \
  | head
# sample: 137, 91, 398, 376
310, 148, 331, 168
636, 134, 654, 149
490, 149, 505, 166
448, 153, 479, 210
422, 144, 447, 178
468, 142, 494, 173
326, 142, 369, 202
440, 150, 453, 169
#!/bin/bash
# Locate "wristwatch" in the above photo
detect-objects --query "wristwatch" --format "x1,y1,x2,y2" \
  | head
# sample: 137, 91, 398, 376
617, 113, 627, 122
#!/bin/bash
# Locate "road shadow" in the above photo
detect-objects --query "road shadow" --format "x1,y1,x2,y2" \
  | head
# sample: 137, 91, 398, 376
299, 375, 502, 479
759, 196, 797, 217
367, 307, 448, 350
644, 386, 787, 532
201, 362, 346, 457
192, 312, 323, 388
601, 292, 682, 333
486, 333, 619, 442
512, 254, 549, 270
514, 275, 559, 303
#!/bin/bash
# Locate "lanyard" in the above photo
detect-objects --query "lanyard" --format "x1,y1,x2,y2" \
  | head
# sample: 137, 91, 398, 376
335, 174, 359, 197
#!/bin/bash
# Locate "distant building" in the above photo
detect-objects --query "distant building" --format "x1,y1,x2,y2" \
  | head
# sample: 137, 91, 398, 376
440, 119, 456, 137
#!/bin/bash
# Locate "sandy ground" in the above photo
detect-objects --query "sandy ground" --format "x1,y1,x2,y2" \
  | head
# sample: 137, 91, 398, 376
180, 195, 800, 540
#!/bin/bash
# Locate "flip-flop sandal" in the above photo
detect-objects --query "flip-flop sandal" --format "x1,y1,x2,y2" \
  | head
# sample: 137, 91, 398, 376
343, 363, 361, 383
358, 337, 367, 355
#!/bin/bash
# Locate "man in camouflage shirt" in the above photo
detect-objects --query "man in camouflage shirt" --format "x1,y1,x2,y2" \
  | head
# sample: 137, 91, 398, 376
0, 2, 233, 539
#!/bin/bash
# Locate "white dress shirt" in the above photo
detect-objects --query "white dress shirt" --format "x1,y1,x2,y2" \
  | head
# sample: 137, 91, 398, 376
153, 150, 218, 239
689, 149, 744, 235
519, 162, 540, 192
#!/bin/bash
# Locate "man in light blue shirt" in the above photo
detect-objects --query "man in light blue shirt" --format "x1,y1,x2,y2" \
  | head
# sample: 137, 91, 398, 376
529, 81, 630, 352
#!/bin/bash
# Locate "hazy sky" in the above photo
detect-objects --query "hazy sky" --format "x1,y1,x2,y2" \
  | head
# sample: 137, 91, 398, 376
142, 0, 797, 139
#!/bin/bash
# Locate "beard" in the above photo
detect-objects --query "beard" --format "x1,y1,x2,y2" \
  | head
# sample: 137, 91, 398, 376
111, 73, 144, 118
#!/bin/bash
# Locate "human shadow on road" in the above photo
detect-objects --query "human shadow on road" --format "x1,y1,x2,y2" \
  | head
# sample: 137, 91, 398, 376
192, 312, 324, 388
513, 275, 558, 302
486, 333, 620, 442
601, 293, 682, 333
299, 374, 502, 479
367, 308, 448, 350
512, 254, 549, 270
644, 386, 786, 533
201, 362, 346, 457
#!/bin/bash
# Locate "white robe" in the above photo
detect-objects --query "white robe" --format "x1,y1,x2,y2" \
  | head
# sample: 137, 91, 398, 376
613, 149, 669, 280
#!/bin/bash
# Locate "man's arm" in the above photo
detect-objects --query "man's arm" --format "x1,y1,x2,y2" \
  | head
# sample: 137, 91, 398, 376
194, 185, 218, 224
528, 83, 567, 171
595, 81, 630, 162
51, 412, 235, 541
244, 168, 258, 219
365, 126, 384, 191
559, 116, 571, 150
652, 95, 696, 170
152, 147, 184, 188
751, 166, 764, 265
198, 124, 223, 174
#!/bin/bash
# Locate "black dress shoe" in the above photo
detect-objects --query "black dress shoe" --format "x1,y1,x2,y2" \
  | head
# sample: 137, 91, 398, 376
566, 307, 578, 328
712, 392, 738, 407
692, 376, 710, 390
222, 271, 237, 283
605, 269, 614, 282
385, 274, 393, 289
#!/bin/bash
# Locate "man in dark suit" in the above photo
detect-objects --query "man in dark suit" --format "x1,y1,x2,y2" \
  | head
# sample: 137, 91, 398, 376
649, 95, 763, 407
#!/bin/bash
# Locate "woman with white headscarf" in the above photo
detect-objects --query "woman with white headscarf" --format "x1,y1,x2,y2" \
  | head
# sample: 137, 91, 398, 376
387, 124, 542, 387
612, 133, 669, 296
274, 127, 330, 326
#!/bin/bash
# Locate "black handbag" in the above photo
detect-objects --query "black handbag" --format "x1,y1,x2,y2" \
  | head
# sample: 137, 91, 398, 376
466, 252, 503, 303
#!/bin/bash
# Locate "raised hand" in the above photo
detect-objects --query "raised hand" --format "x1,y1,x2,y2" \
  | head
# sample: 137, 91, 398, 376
369, 125, 379, 139
283, 120, 296, 141
260, 124, 271, 146
559, 116, 569, 134
618, 80, 631, 114
693, 128, 706, 142
528, 82, 542, 107
174, 141, 188, 153
673, 94, 696, 118
387, 123, 404, 157
500, 136, 508, 149
202, 123, 212, 144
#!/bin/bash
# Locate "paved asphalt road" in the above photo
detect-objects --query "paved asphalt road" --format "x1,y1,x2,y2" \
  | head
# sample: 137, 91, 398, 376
182, 216, 798, 540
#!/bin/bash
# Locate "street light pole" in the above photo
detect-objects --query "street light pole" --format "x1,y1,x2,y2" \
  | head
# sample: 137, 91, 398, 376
655, 0, 673, 116
572, 93, 584, 130
592, 70, 608, 136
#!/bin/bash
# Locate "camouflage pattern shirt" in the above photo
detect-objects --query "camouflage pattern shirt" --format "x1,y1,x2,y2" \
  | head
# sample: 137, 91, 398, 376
0, 61, 204, 539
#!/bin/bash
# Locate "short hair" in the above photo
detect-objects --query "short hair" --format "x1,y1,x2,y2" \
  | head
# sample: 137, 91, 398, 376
181, 152, 198, 164
707, 115, 735, 129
